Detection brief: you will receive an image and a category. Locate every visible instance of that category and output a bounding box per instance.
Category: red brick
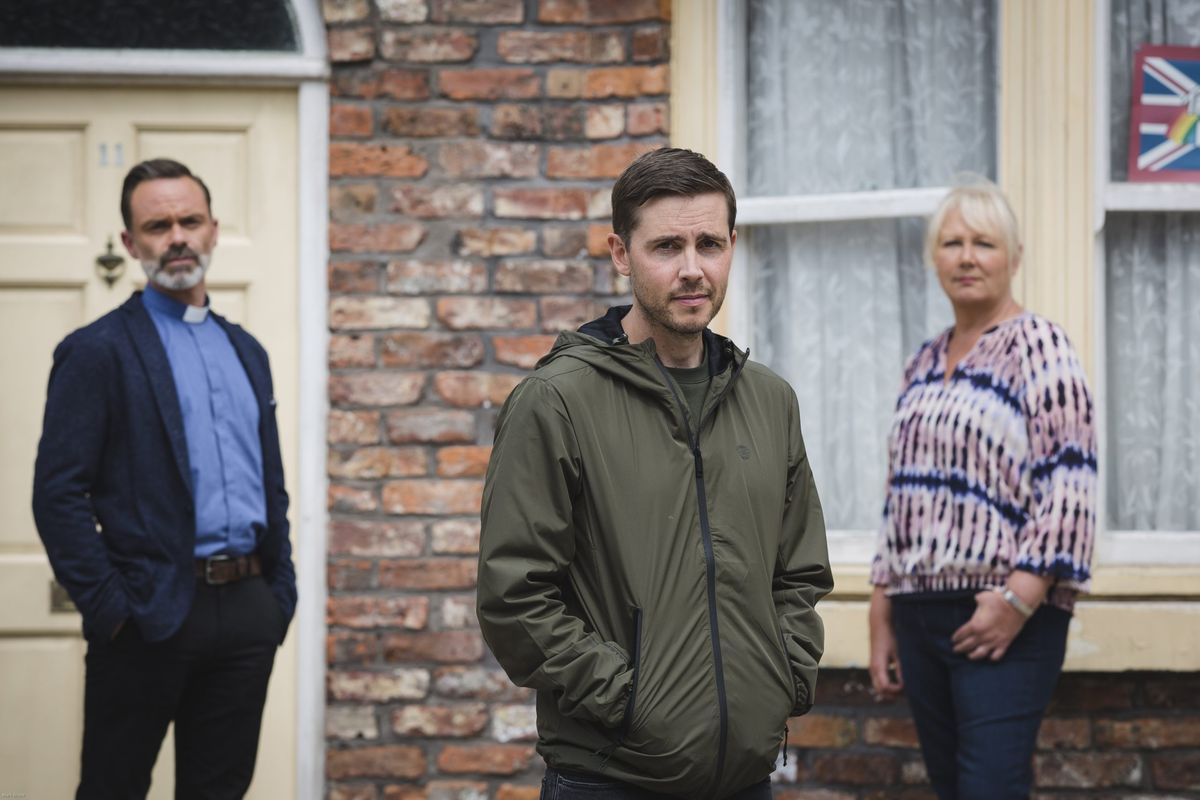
[494,188,608,220]
[439,142,539,178]
[495,259,593,293]
[810,753,900,786]
[1049,677,1135,713]
[331,104,374,137]
[632,25,668,61]
[331,296,431,330]
[383,787,428,800]
[328,630,379,663]
[543,106,587,139]
[328,595,430,630]
[330,783,380,800]
[490,104,543,139]
[440,594,477,628]
[496,785,540,800]
[323,0,370,23]
[327,704,379,740]
[497,31,623,63]
[391,185,483,218]
[542,227,587,258]
[540,297,602,332]
[587,223,612,256]
[382,107,480,138]
[380,28,478,62]
[386,409,475,443]
[1037,717,1092,749]
[330,222,427,253]
[380,333,485,368]
[424,782,488,800]
[329,409,382,444]
[329,446,428,479]
[379,0,429,22]
[627,102,668,135]
[327,746,426,779]
[1095,717,1200,748]
[434,372,522,408]
[329,484,379,513]
[1146,676,1200,709]
[387,259,487,294]
[538,0,669,24]
[382,479,483,514]
[811,671,878,707]
[772,793,853,800]
[330,260,383,293]
[584,65,669,98]
[433,667,532,701]
[491,704,537,743]
[494,335,556,368]
[328,559,377,591]
[437,744,535,775]
[547,143,657,181]
[431,519,481,553]
[328,27,376,63]
[379,558,479,590]
[439,69,541,100]
[330,144,429,178]
[380,69,432,99]
[432,0,523,23]
[1034,753,1142,788]
[1152,751,1200,790]
[330,519,426,557]
[384,631,484,663]
[436,445,492,477]
[546,68,585,99]
[585,105,624,139]
[863,716,919,748]
[437,297,537,330]
[329,372,426,407]
[330,334,376,368]
[328,669,431,702]
[455,227,537,257]
[331,184,379,220]
[790,713,857,748]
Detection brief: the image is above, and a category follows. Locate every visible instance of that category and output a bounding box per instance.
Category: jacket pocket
[616,606,643,742]
[774,617,798,712]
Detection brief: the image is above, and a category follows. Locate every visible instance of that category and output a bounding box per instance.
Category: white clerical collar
[183,304,210,324]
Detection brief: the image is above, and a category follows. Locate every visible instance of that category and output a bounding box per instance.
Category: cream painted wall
[673,0,1200,671]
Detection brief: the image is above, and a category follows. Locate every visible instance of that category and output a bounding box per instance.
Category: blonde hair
[924,176,1021,268]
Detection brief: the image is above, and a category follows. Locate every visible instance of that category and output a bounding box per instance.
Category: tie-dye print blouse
[870,313,1096,611]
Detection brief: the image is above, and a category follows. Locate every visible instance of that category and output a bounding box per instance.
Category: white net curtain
[743,0,996,529]
[1107,0,1200,530]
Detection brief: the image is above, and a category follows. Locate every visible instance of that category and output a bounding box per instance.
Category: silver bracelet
[993,586,1035,619]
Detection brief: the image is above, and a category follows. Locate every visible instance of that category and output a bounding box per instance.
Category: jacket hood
[537,305,746,399]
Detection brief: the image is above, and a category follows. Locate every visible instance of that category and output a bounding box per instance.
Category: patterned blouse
[870,313,1096,611]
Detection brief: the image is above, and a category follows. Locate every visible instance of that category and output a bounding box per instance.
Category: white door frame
[0,4,330,798]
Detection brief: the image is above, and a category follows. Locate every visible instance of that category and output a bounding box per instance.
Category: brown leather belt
[195,554,262,586]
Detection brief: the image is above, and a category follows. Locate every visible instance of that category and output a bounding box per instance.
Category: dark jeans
[891,594,1071,800]
[77,576,282,800]
[541,768,772,800]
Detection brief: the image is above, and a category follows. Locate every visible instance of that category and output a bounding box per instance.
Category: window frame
[1093,0,1200,562]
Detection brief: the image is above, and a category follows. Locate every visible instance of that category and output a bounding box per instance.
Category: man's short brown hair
[611,148,737,244]
[120,158,212,230]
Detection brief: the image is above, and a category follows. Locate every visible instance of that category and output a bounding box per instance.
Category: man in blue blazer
[32,158,297,799]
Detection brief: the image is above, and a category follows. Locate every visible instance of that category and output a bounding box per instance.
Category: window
[721,0,1000,533]
[1100,0,1200,541]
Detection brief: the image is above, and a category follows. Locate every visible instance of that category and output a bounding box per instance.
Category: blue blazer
[32,293,297,643]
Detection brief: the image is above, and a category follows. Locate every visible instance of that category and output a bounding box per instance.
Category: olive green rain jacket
[477,306,832,798]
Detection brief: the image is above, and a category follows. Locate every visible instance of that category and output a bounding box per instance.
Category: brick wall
[323,1,668,797]
[321,3,1200,800]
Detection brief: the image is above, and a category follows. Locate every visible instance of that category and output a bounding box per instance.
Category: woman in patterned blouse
[867,179,1096,799]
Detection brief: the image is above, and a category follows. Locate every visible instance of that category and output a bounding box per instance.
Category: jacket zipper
[654,350,746,791]
[617,606,643,743]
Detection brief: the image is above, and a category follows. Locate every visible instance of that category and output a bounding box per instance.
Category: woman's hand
[868,587,904,699]
[951,589,1027,661]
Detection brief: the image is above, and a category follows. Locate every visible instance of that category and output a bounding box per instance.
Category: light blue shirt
[143,286,265,558]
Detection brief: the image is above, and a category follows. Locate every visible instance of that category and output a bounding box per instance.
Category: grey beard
[142,253,210,291]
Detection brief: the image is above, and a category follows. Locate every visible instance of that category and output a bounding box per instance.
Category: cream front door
[0,85,299,799]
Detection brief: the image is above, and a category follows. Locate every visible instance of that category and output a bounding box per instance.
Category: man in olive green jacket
[478,148,832,800]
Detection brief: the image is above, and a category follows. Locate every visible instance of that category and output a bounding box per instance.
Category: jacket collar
[577,304,740,376]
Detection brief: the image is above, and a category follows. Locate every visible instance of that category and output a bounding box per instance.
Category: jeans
[891,593,1071,800]
[540,768,772,800]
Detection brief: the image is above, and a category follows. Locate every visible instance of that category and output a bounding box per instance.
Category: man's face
[610,192,734,338]
[121,177,218,293]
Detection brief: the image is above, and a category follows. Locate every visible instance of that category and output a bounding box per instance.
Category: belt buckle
[204,553,234,585]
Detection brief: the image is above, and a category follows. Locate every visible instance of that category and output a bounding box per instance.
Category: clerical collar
[143,284,210,324]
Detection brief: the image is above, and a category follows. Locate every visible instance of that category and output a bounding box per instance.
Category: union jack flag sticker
[1129,45,1200,182]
